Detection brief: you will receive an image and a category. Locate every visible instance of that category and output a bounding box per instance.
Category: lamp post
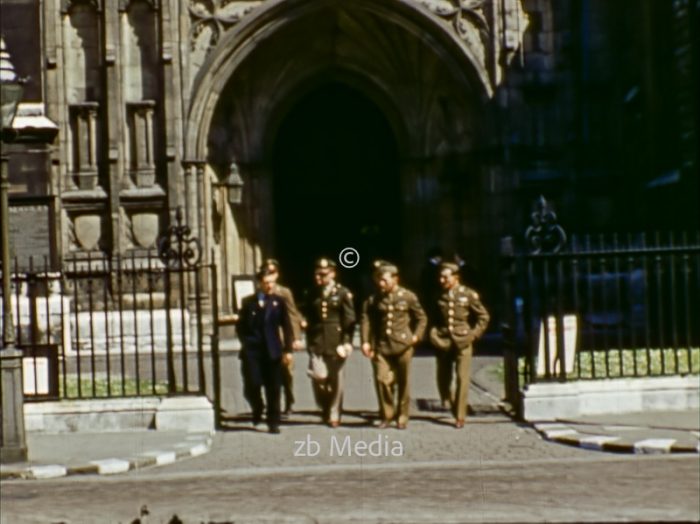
[1,37,27,463]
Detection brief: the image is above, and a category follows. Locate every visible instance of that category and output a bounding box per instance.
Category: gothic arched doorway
[272,82,401,297]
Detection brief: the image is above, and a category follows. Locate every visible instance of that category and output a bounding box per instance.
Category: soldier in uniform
[429,261,490,428]
[304,258,356,427]
[260,259,305,415]
[361,262,427,429]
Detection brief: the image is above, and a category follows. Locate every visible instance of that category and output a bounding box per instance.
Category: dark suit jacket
[236,293,294,360]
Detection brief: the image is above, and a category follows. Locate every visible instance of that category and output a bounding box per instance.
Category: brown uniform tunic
[430,284,490,422]
[361,286,427,425]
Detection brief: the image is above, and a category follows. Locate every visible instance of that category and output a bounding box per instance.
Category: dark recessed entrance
[272,82,401,298]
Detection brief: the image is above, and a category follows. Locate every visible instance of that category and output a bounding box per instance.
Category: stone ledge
[24,396,215,434]
[523,375,699,421]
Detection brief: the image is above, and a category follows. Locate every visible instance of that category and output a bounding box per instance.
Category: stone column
[1,157,27,464]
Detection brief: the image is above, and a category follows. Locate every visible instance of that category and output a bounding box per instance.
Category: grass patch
[517,347,700,381]
[60,375,169,398]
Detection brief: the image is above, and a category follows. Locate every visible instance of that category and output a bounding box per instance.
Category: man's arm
[278,286,304,344]
[360,297,374,357]
[468,290,490,341]
[409,292,428,343]
[341,289,356,344]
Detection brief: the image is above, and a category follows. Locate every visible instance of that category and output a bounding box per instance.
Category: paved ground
[2,455,697,523]
[1,353,699,523]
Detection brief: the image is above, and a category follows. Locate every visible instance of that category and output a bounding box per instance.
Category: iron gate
[1,209,222,425]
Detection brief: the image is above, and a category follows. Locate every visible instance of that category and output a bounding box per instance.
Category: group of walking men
[235,257,490,434]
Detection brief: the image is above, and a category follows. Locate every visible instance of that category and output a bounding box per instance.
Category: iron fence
[1,210,221,412]
[1,251,217,402]
[501,199,700,403]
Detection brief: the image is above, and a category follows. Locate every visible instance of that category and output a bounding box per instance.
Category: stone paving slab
[534,420,700,454]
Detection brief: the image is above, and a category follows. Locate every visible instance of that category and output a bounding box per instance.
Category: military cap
[373,259,398,276]
[439,261,461,274]
[315,257,336,273]
[259,258,280,273]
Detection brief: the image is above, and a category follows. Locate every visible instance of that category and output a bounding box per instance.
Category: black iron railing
[1,247,217,402]
[503,231,700,390]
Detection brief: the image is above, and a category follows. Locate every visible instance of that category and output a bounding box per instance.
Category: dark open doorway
[272,82,401,299]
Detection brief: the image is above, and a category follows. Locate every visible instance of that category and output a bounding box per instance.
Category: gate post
[500,236,521,417]
[210,257,222,429]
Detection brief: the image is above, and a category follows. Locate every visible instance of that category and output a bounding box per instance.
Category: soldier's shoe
[252,411,263,426]
[269,425,281,434]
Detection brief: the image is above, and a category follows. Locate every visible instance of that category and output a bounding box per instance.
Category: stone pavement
[0,355,697,482]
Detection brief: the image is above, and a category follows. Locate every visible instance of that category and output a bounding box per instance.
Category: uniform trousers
[436,344,473,421]
[282,357,295,409]
[372,347,414,425]
[311,354,345,423]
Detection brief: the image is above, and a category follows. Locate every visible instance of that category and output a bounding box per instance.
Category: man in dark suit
[236,267,295,434]
[259,259,306,416]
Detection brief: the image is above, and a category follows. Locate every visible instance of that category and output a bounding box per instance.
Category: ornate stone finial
[525,195,567,254]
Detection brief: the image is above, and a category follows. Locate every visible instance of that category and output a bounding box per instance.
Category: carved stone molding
[416,0,490,74]
[118,0,158,13]
[69,102,100,191]
[126,101,157,188]
[189,0,262,56]
[71,214,103,251]
[61,0,101,14]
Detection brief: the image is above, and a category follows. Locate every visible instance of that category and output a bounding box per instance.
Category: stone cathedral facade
[2,0,698,313]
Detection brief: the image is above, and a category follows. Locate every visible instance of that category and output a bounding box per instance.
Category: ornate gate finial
[158,207,202,267]
[524,195,567,254]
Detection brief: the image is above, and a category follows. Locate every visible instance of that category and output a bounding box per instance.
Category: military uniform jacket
[361,286,427,356]
[273,284,305,342]
[305,283,356,356]
[431,285,490,350]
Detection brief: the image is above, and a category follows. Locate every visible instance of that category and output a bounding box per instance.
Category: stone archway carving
[181,0,528,311]
[186,0,527,111]
[184,0,528,160]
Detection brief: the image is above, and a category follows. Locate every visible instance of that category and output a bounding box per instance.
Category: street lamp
[1,37,27,463]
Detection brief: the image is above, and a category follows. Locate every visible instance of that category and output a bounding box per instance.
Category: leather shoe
[455,419,465,429]
[268,426,281,434]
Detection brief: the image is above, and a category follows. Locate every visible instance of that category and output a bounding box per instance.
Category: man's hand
[282,352,293,366]
[411,334,418,344]
[361,343,374,359]
[292,340,303,351]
